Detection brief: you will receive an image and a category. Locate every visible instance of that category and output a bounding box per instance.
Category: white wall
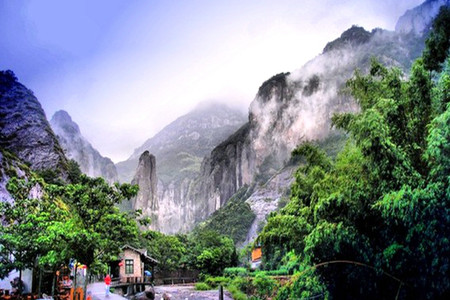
[0,269,33,294]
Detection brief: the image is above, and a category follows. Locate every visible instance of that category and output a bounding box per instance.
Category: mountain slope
[116,102,247,233]
[50,110,118,184]
[191,0,448,243]
[0,70,67,175]
[116,102,247,184]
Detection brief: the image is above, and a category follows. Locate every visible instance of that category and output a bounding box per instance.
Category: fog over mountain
[0,0,424,162]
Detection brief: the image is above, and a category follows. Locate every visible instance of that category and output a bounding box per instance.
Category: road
[88,282,233,300]
[88,282,125,300]
[154,285,233,300]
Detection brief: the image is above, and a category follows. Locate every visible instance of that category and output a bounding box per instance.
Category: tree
[60,175,139,299]
[188,230,237,275]
[423,6,450,72]
[0,177,73,295]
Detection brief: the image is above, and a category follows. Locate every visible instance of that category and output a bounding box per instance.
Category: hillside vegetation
[255,7,450,299]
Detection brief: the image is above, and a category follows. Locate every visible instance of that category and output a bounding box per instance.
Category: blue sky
[0,0,423,162]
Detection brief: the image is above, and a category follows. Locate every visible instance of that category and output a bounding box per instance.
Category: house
[251,247,262,270]
[112,245,158,283]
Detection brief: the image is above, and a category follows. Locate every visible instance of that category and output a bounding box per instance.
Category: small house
[112,245,158,283]
[251,246,262,270]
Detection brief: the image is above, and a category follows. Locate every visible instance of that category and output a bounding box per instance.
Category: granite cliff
[0,70,68,202]
[117,102,246,233]
[191,0,449,243]
[0,71,67,176]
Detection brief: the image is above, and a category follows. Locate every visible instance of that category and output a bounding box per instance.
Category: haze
[0,0,423,162]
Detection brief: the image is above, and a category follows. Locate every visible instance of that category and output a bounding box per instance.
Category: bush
[227,284,248,300]
[275,272,329,300]
[194,282,211,291]
[253,273,276,300]
[204,276,230,288]
[230,276,252,294]
[224,267,248,277]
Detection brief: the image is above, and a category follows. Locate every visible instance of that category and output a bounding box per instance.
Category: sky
[0,0,424,162]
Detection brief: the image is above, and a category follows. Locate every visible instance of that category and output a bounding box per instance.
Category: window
[125,259,134,274]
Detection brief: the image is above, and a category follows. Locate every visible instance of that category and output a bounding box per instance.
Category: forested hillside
[256,7,450,299]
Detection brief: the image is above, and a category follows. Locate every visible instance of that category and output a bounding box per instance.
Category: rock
[0,70,67,176]
[162,293,170,300]
[395,0,449,35]
[132,288,155,300]
[117,103,246,233]
[130,151,158,226]
[50,110,118,184]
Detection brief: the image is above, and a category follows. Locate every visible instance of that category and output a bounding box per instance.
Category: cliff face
[190,10,438,239]
[0,71,67,175]
[395,0,449,35]
[50,110,118,184]
[130,151,158,228]
[117,103,246,234]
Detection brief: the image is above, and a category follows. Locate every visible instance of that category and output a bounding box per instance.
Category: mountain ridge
[50,110,119,184]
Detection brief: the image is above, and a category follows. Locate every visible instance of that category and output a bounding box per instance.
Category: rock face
[117,102,246,233]
[190,5,444,242]
[0,70,67,174]
[395,0,449,35]
[123,0,447,238]
[50,110,118,184]
[130,151,158,227]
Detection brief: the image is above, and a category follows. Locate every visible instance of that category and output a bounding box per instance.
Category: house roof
[122,244,159,265]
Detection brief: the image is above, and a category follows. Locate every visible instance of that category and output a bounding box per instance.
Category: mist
[0,0,423,162]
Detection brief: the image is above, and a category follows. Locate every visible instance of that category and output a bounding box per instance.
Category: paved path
[154,285,233,300]
[88,282,233,300]
[88,282,126,300]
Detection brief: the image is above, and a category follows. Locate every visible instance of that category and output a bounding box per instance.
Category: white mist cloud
[0,0,424,162]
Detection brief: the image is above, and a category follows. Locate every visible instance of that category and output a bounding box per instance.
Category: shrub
[204,276,230,288]
[224,267,248,277]
[253,273,276,300]
[227,284,247,300]
[230,276,252,294]
[195,282,211,291]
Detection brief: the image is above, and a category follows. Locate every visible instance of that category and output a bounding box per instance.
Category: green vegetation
[0,165,140,298]
[194,282,211,291]
[255,9,450,299]
[197,185,256,244]
[323,25,373,53]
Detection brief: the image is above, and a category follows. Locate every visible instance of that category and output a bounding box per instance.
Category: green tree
[141,231,186,271]
[423,6,450,72]
[0,177,74,295]
[188,230,237,275]
[60,175,139,298]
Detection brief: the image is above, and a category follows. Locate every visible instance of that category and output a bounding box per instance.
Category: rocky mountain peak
[50,110,81,136]
[323,25,373,53]
[395,0,450,35]
[0,70,68,174]
[131,151,158,228]
[50,110,118,183]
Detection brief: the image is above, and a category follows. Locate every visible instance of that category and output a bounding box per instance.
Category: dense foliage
[0,167,140,297]
[197,185,256,244]
[257,9,450,300]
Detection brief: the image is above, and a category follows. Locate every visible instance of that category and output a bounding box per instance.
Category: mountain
[116,102,247,233]
[50,110,118,184]
[396,0,449,34]
[0,70,68,202]
[116,102,247,184]
[0,70,67,175]
[190,0,449,244]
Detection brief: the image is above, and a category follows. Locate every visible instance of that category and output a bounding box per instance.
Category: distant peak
[323,25,372,53]
[52,110,72,122]
[50,110,80,134]
[395,0,450,35]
